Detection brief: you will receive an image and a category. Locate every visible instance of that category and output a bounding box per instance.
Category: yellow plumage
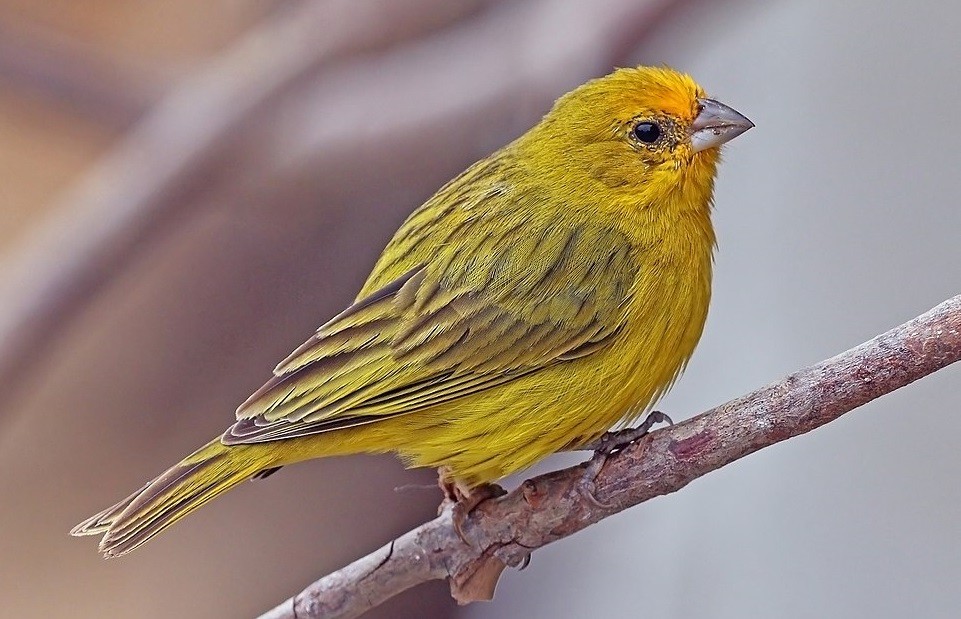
[72,66,752,557]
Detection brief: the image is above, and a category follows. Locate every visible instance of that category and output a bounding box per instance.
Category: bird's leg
[575,410,674,509]
[437,467,506,545]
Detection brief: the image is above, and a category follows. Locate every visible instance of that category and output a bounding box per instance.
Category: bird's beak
[690,98,754,153]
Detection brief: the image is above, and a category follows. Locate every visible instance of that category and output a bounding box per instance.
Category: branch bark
[258,294,961,619]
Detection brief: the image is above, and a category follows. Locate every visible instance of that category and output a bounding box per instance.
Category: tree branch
[257,294,961,619]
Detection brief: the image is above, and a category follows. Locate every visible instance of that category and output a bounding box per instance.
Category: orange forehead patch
[554,66,706,126]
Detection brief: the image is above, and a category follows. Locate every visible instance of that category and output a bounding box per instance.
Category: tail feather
[69,483,149,537]
[71,438,273,558]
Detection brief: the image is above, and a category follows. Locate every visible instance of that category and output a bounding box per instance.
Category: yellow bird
[72,66,752,557]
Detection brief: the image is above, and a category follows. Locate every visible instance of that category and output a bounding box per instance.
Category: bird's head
[519,66,753,213]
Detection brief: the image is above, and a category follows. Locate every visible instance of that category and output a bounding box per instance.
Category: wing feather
[223,179,635,446]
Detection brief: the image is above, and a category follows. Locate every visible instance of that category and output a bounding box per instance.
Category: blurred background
[1,0,959,617]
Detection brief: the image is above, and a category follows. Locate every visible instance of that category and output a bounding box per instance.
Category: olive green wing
[223,220,635,445]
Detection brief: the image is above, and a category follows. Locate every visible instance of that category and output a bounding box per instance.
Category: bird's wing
[223,216,635,445]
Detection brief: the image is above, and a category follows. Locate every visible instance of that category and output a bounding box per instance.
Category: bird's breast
[613,228,713,413]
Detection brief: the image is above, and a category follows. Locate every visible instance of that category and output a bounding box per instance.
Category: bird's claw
[575,469,614,509]
[575,410,674,508]
[581,410,674,453]
[437,468,505,545]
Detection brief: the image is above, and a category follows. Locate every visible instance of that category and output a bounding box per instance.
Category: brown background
[0,1,680,617]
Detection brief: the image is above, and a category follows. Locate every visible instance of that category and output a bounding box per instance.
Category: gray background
[472,1,961,617]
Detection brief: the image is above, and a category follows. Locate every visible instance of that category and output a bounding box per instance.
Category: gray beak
[690,98,754,153]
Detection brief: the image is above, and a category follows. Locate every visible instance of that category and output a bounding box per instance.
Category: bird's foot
[437,467,506,545]
[575,411,674,509]
[580,410,674,453]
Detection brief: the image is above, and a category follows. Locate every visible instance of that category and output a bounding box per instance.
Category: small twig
[258,295,961,619]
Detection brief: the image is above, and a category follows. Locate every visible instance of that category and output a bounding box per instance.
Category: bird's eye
[633,122,661,143]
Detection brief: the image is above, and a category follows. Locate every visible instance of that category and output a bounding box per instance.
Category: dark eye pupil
[633,122,660,143]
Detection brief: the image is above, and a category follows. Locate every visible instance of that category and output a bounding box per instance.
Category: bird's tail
[71,438,274,558]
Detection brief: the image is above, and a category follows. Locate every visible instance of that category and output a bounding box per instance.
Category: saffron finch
[72,66,753,557]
